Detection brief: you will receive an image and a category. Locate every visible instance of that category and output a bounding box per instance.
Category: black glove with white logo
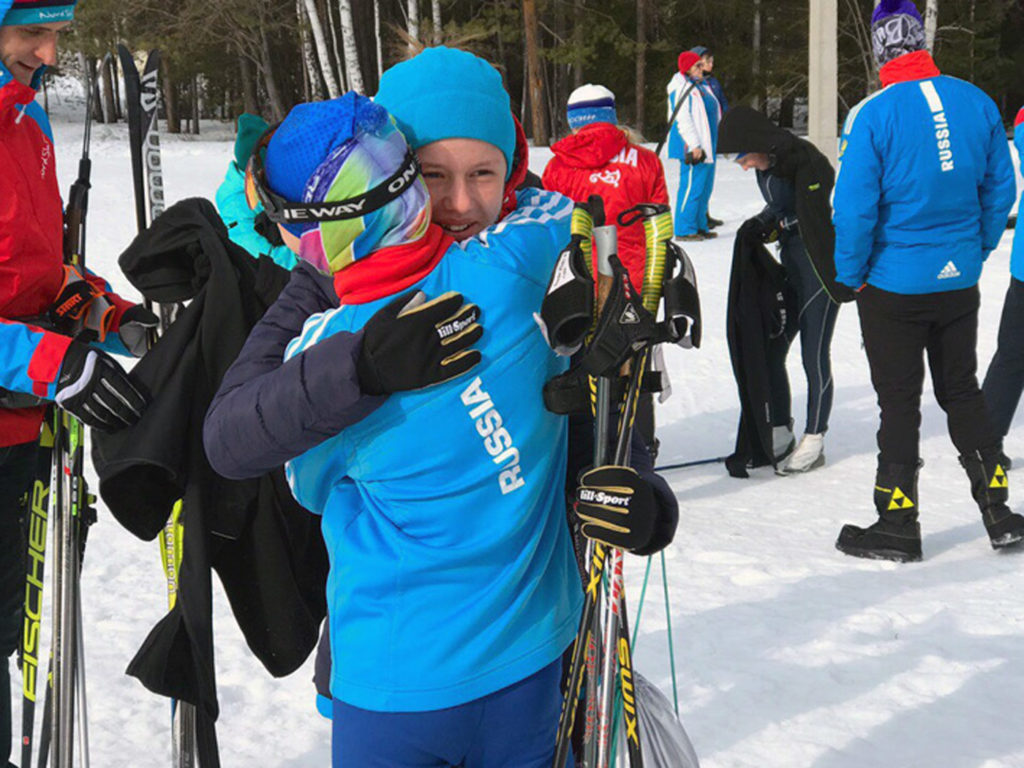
[575,465,668,554]
[55,341,148,432]
[357,290,483,396]
[537,239,594,355]
[578,256,657,378]
[118,304,160,357]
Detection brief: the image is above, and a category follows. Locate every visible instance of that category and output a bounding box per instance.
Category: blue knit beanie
[1,0,77,26]
[566,84,617,131]
[261,92,431,274]
[375,47,515,180]
[871,0,926,66]
[689,45,710,57]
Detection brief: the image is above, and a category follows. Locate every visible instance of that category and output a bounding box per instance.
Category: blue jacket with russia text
[283,188,583,713]
[833,52,1015,295]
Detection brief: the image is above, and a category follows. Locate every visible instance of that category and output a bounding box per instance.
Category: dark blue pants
[1,440,39,766]
[769,234,839,434]
[982,277,1024,440]
[331,658,565,768]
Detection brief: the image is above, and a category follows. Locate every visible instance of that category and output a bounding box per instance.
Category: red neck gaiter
[879,50,941,88]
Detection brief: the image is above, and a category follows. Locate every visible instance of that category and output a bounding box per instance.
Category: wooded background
[55,0,1024,141]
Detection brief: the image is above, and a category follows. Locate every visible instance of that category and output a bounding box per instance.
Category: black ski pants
[857,284,997,466]
[982,277,1024,440]
[0,440,38,766]
[769,233,839,435]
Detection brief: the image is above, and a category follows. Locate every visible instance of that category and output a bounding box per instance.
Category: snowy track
[9,116,1022,767]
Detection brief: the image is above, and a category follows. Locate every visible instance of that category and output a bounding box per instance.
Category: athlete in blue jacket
[981,106,1024,443]
[833,0,1022,562]
[204,49,677,768]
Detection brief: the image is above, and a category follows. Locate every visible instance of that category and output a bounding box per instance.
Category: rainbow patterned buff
[263,92,431,275]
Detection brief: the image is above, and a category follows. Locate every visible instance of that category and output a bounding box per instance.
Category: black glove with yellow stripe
[357,289,483,395]
[575,465,671,555]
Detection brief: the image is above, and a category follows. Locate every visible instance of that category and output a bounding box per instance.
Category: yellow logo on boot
[888,487,915,510]
[989,465,1008,489]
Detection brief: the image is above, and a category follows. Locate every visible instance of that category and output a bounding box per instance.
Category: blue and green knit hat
[261,92,431,275]
[1,0,77,26]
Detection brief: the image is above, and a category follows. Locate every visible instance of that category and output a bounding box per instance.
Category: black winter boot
[836,462,923,562]
[959,447,1024,549]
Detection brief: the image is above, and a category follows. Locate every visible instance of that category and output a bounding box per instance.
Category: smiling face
[0,21,70,86]
[416,138,507,242]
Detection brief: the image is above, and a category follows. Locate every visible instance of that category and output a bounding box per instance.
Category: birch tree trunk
[431,0,442,45]
[326,0,348,92]
[298,0,324,100]
[374,0,383,80]
[302,0,341,98]
[406,0,419,50]
[924,0,938,52]
[339,0,366,93]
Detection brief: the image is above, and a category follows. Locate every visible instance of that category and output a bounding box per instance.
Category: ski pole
[655,455,727,471]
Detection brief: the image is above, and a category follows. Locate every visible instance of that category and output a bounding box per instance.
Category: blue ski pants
[331,657,567,768]
[674,161,714,236]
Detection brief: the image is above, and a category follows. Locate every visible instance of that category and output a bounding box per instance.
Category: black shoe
[980,505,1024,548]
[836,518,922,562]
[676,233,706,242]
[707,216,724,229]
[960,447,1024,549]
[837,460,923,562]
[697,230,718,239]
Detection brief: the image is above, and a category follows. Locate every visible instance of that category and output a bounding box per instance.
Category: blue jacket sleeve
[832,106,883,289]
[979,112,1016,257]
[203,262,385,479]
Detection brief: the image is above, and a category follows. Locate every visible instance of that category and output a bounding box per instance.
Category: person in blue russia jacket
[203,48,677,768]
[982,106,1024,446]
[214,112,299,270]
[666,50,721,240]
[832,0,1022,562]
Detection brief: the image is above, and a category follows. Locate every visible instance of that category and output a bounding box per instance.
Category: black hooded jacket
[718,106,854,304]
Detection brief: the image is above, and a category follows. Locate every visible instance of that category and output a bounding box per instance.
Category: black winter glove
[575,465,671,555]
[55,341,148,432]
[578,256,657,378]
[357,290,483,396]
[738,216,778,243]
[118,304,159,357]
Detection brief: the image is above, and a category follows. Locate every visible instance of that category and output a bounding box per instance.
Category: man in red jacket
[1,2,152,759]
[542,83,670,455]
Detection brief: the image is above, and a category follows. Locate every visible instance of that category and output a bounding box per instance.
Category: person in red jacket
[542,83,670,455]
[0,2,152,758]
[543,83,669,292]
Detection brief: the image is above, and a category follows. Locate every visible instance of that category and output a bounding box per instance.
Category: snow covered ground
[8,111,1024,767]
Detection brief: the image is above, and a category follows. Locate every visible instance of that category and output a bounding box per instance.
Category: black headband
[247,125,422,224]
